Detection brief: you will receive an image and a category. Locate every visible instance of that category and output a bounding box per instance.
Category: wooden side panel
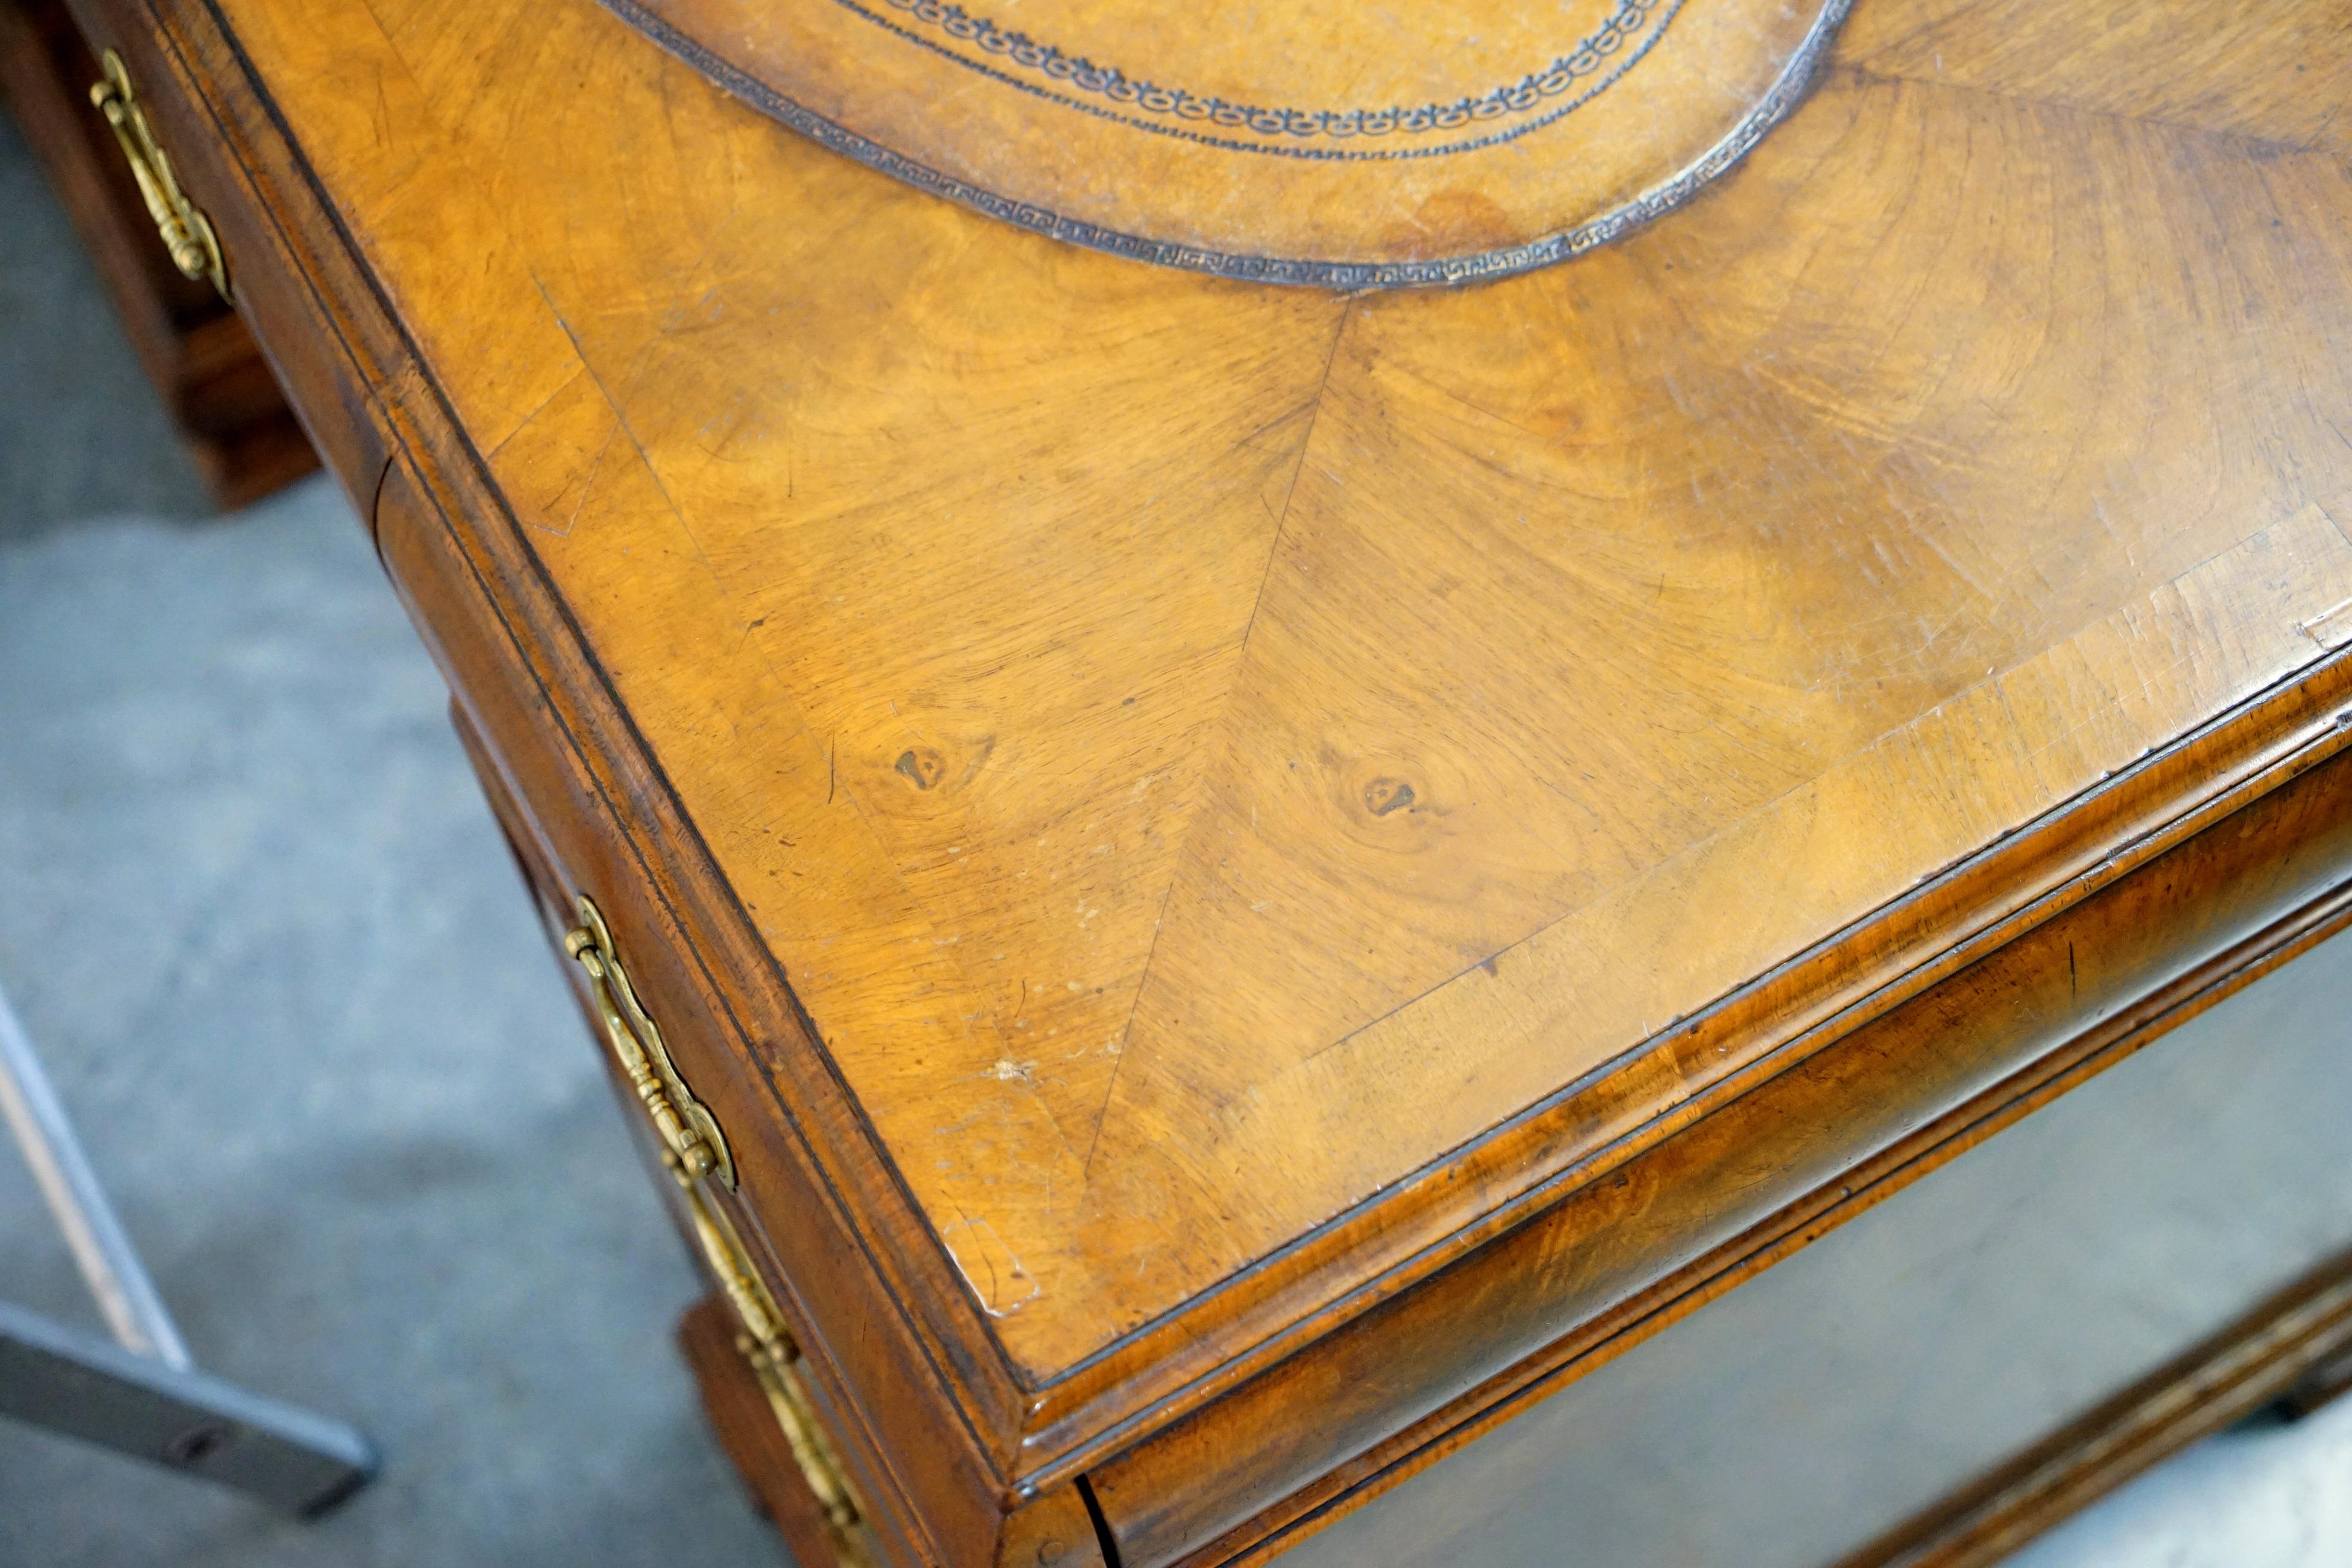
[681,1293,856,1568]
[1093,740,2352,1567]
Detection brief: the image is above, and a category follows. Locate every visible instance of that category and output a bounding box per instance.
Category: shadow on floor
[0,488,785,1567]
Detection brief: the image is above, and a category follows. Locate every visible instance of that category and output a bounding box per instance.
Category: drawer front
[1092,741,2352,1568]
[555,881,886,1568]
[60,0,389,516]
[449,686,886,1568]
[374,455,1108,1568]
[1281,924,2352,1568]
[680,1293,884,1568]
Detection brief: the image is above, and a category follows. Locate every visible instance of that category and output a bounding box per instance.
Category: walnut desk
[50,0,2352,1563]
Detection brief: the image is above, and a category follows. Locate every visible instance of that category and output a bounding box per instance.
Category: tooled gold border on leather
[596,0,1855,290]
[831,0,1677,154]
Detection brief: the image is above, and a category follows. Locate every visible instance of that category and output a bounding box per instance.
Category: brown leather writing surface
[604,0,1853,284]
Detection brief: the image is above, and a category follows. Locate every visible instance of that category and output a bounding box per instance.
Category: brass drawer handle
[667,1148,873,1566]
[88,48,226,297]
[565,895,869,1560]
[564,895,735,1188]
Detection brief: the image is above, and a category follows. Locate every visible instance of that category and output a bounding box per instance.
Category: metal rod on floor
[0,978,191,1370]
[0,1299,376,1517]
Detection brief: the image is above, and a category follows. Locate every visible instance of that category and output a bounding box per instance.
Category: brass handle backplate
[89,48,226,297]
[565,895,734,1188]
[668,1147,873,1565]
[564,894,869,1562]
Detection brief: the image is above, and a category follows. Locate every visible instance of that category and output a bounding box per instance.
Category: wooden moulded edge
[1018,650,2352,1487]
[1127,752,2352,1566]
[86,2,2352,1560]
[83,1,1053,1560]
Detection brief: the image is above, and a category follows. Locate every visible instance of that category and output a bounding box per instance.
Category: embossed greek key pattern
[869,0,1662,142]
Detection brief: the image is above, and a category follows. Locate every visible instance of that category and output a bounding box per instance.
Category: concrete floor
[3,105,2350,1568]
[0,110,783,1567]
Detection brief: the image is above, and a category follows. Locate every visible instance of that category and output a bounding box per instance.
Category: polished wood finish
[0,0,311,507]
[681,1292,849,1568]
[1137,742,2352,1568]
[50,0,2352,1561]
[179,0,2352,1395]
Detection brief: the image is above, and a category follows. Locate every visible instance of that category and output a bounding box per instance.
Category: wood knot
[895,747,947,789]
[1363,776,1417,816]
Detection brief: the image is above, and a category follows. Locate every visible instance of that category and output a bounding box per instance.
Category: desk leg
[2265,1340,2352,1425]
[1842,1256,2352,1568]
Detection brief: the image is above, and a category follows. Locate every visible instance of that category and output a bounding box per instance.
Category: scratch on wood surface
[939,1214,1040,1316]
[558,420,621,538]
[2298,598,2352,651]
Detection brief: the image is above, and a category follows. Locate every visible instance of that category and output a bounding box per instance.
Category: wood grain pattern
[61,0,2352,1560]
[1117,739,2352,1566]
[188,0,2352,1385]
